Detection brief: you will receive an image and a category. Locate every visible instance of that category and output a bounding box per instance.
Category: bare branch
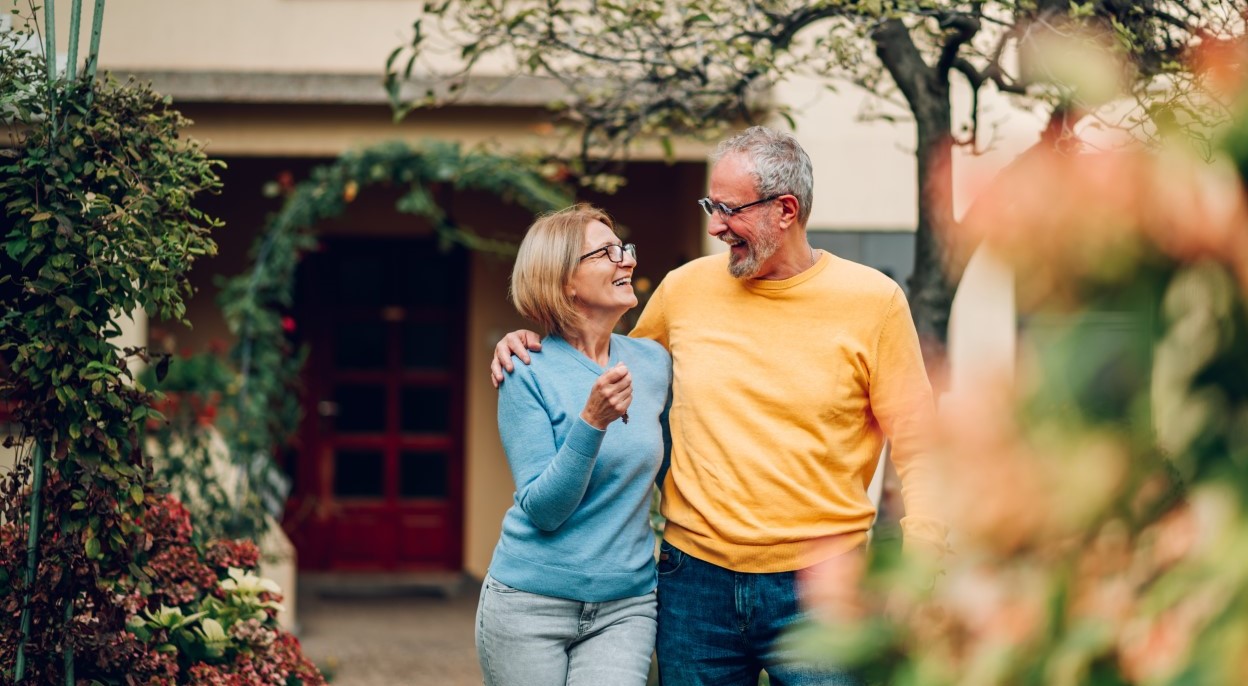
[936,12,982,84]
[873,18,936,118]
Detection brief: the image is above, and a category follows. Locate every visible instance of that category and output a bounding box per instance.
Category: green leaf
[129,484,144,506]
[660,136,675,160]
[3,237,28,260]
[385,45,404,73]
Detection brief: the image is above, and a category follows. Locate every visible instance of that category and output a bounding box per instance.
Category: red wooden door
[286,239,466,572]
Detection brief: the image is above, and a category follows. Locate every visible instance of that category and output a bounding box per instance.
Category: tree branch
[935,12,981,84]
[872,18,934,117]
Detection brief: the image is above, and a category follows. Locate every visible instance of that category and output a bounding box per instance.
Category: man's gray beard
[726,228,780,279]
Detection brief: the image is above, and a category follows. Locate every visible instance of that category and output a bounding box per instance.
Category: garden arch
[210,140,572,559]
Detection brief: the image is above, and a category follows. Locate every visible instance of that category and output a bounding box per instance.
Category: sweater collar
[544,334,620,375]
[740,250,833,292]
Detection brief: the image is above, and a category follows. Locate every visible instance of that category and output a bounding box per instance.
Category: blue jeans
[656,541,863,686]
[476,574,658,686]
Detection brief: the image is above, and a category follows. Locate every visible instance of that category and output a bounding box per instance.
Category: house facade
[4,0,1032,582]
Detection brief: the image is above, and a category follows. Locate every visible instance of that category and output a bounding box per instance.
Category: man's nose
[706,215,727,236]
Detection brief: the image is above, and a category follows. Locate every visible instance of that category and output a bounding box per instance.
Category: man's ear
[777,194,800,230]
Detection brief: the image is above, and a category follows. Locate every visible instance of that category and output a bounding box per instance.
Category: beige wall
[174,103,560,159]
[463,253,529,577]
[170,101,709,162]
[2,1,715,164]
[10,0,428,75]
[947,247,1017,395]
[170,102,715,162]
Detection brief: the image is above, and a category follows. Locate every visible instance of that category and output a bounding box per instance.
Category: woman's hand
[580,362,632,430]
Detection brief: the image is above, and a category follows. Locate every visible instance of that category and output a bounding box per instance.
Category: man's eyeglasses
[579,243,637,263]
[697,195,781,218]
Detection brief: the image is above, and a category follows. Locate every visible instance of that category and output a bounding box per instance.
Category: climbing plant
[0,8,324,683]
[0,18,224,683]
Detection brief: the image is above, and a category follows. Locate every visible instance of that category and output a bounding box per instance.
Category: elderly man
[491,126,945,686]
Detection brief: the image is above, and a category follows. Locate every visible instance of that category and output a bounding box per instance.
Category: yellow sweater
[632,251,945,572]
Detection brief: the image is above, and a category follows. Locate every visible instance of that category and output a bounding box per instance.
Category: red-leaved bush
[0,495,325,685]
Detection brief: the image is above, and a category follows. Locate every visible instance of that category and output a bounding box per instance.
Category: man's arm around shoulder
[490,330,542,388]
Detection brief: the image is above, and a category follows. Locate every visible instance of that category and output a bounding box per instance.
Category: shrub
[0,495,325,684]
[0,20,322,682]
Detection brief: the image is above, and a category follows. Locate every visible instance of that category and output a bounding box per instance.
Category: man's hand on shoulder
[490,329,542,388]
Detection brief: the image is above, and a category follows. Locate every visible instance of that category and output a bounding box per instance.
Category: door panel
[334,324,387,370]
[397,508,450,563]
[333,449,386,498]
[399,451,449,498]
[332,385,387,434]
[399,387,452,433]
[401,321,453,369]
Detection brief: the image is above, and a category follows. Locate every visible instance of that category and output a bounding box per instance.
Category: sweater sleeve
[871,287,949,552]
[497,364,605,532]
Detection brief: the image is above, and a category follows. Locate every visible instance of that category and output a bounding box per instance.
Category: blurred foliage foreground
[789,38,1248,686]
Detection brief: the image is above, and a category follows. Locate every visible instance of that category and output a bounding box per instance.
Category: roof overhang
[111,70,566,108]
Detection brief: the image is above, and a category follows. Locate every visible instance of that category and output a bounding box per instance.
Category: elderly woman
[476,204,671,686]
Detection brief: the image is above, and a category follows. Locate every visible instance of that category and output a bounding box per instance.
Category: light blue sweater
[488,333,671,602]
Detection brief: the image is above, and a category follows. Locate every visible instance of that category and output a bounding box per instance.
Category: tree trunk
[872,19,958,373]
[910,116,956,369]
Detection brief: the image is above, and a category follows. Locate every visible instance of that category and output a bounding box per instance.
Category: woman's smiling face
[569,219,638,320]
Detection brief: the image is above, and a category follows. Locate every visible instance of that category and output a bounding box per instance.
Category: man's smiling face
[705,153,782,279]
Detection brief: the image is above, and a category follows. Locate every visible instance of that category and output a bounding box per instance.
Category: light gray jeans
[476,574,657,686]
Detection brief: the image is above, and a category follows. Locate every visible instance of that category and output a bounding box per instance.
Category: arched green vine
[204,140,573,539]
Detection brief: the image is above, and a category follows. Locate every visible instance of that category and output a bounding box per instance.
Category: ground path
[297,580,482,686]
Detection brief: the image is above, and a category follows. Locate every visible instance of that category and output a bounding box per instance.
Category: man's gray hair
[711,126,814,226]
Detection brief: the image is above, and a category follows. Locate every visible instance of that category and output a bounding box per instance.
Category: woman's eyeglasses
[579,243,637,263]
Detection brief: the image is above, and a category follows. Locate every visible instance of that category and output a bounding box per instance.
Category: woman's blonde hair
[510,203,614,336]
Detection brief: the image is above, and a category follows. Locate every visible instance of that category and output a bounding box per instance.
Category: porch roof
[116,70,567,108]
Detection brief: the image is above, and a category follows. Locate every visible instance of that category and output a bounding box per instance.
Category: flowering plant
[792,34,1248,686]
